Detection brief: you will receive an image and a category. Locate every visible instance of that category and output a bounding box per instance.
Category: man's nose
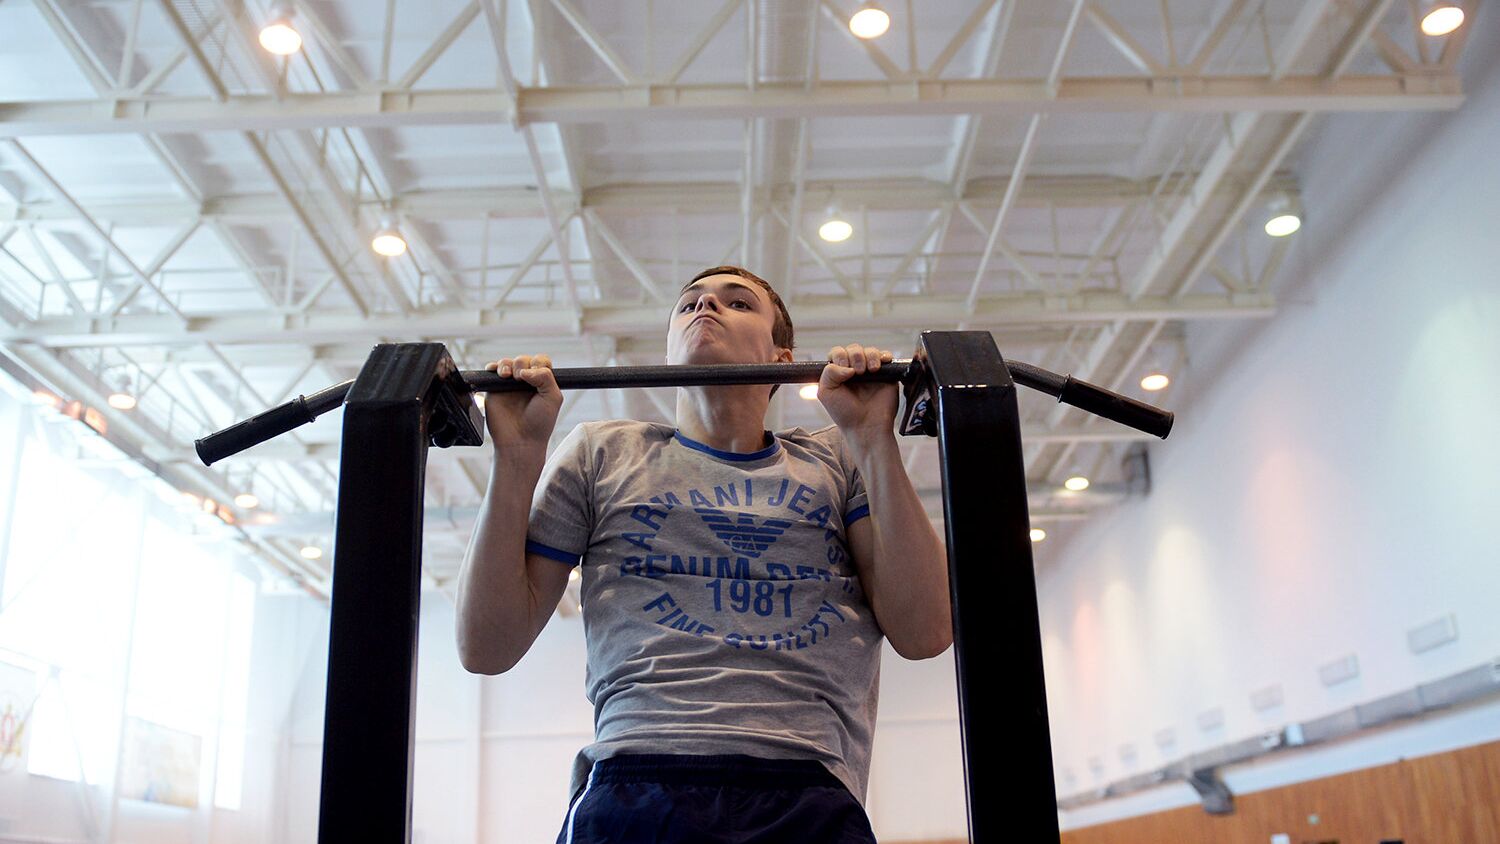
[695,294,721,312]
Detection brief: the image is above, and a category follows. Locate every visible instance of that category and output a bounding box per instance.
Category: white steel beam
[0,172,1301,224]
[927,0,1002,79]
[963,0,1083,314]
[21,226,87,315]
[2,139,189,323]
[1185,0,1253,74]
[663,0,743,84]
[582,208,669,302]
[397,1,482,90]
[1034,0,1401,482]
[290,0,373,89]
[2,291,1274,349]
[546,0,639,84]
[1085,3,1167,75]
[965,113,1044,314]
[0,74,1464,136]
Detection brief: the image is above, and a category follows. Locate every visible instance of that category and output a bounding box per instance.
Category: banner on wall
[120,716,202,808]
[0,661,36,784]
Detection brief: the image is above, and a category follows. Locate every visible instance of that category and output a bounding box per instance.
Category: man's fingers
[821,362,855,388]
[493,353,555,378]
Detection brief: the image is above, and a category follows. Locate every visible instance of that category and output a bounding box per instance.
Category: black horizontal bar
[462,360,911,392]
[195,356,1172,466]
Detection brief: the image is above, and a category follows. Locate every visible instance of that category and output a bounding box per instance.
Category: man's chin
[671,344,752,368]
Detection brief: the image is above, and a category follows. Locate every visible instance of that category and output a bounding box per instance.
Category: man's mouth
[689,314,721,329]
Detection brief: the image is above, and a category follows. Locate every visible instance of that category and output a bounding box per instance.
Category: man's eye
[731,301,749,308]
[679,302,694,312]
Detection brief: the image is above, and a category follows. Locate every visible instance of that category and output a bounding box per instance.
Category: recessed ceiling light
[1420,4,1464,35]
[1264,213,1301,237]
[1141,373,1170,391]
[300,545,323,560]
[235,493,260,509]
[849,4,891,39]
[1064,476,1090,492]
[818,218,853,243]
[799,383,819,400]
[1264,195,1301,237]
[371,227,407,257]
[1029,528,1047,542]
[258,6,302,55]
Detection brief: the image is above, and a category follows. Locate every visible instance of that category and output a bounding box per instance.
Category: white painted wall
[1045,7,1500,830]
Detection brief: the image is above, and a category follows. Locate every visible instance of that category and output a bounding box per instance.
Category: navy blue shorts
[554,753,879,843]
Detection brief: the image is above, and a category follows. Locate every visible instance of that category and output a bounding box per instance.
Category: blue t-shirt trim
[526,538,581,566]
[845,503,871,525]
[672,429,781,462]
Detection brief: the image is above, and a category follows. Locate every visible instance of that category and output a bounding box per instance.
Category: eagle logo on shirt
[694,508,793,558]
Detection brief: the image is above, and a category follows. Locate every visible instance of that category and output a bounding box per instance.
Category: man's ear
[775,346,794,364]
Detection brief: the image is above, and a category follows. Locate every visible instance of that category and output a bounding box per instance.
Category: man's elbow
[892,628,953,661]
[457,635,519,676]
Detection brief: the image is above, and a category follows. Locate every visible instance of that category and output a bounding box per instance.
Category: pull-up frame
[197,331,1172,843]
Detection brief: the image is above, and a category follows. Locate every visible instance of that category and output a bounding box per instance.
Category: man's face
[666,274,785,367]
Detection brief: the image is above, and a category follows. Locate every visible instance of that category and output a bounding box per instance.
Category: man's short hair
[682,266,795,398]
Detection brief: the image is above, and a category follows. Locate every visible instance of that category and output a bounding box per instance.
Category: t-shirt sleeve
[837,430,871,526]
[525,423,594,567]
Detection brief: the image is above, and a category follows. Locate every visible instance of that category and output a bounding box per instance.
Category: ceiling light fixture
[1029,528,1047,542]
[107,375,137,410]
[1064,476,1090,492]
[1140,373,1170,391]
[258,6,302,55]
[818,201,853,243]
[818,217,853,243]
[371,218,408,257]
[799,384,819,400]
[235,493,260,509]
[1263,195,1301,237]
[1420,3,1464,35]
[301,545,323,560]
[849,2,891,39]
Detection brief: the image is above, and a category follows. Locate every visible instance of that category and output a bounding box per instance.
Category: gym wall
[1042,6,1500,834]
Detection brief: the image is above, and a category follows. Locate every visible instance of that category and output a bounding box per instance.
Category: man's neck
[674,385,772,453]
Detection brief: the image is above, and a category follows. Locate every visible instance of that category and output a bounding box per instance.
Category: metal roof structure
[0,0,1476,598]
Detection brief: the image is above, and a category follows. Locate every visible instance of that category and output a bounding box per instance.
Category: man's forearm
[846,431,953,659]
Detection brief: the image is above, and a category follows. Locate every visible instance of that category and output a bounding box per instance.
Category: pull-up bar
[195,357,1171,466]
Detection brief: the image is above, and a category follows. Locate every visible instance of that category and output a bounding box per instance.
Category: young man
[456,266,951,843]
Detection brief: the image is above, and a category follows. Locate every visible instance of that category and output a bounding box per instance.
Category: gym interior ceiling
[0,0,1472,598]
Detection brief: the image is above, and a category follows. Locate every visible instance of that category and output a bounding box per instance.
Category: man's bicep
[846,515,879,605]
[524,550,575,636]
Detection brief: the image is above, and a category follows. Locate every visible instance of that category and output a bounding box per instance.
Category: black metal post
[909,331,1060,843]
[316,343,482,844]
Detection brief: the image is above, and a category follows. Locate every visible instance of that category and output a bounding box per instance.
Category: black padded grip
[1057,375,1174,439]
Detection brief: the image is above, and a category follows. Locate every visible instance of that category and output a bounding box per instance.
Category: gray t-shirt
[525,419,884,805]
